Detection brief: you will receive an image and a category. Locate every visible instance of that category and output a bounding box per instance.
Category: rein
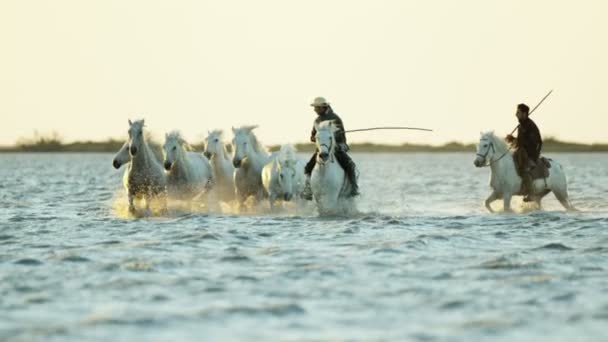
[318,138,335,163]
[477,141,512,167]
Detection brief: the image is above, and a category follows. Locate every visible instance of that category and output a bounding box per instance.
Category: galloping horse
[262,144,306,211]
[474,131,575,212]
[232,125,270,207]
[204,130,235,202]
[123,119,167,215]
[163,131,213,200]
[311,121,356,215]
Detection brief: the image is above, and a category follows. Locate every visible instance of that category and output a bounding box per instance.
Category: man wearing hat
[302,97,359,199]
[506,103,543,202]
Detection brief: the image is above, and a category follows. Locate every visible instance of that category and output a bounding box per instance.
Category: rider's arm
[334,117,347,145]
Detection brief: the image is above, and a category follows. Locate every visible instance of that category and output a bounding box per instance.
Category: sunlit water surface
[1,153,607,341]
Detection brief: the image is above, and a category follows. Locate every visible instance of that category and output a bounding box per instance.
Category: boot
[522,172,534,202]
[301,175,313,201]
[345,162,360,197]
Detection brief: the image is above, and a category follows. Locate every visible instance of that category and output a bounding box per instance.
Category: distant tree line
[1,132,607,153]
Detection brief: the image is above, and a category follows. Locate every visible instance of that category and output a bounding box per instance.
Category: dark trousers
[304,150,358,187]
[514,148,536,195]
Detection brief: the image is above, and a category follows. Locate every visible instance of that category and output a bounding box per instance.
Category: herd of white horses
[112,119,576,217]
[112,119,355,216]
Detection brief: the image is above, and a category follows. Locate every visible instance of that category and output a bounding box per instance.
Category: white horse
[474,131,575,212]
[163,131,213,200]
[232,125,270,206]
[311,121,356,215]
[262,144,306,211]
[123,119,167,215]
[204,130,235,202]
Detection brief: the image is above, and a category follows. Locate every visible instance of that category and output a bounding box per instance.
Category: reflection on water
[0,152,607,341]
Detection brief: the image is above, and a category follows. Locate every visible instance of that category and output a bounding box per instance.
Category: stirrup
[301,179,313,201]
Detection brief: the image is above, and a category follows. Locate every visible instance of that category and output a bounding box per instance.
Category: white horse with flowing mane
[204,130,235,202]
[121,119,167,215]
[474,131,575,212]
[262,144,306,211]
[311,121,356,215]
[232,125,270,206]
[163,131,213,200]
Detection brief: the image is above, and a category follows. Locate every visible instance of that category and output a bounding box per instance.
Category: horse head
[163,131,186,171]
[232,125,259,168]
[127,119,146,156]
[315,121,336,164]
[204,129,224,159]
[112,141,130,169]
[474,131,500,167]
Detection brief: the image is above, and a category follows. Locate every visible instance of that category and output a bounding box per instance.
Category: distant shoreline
[1,138,607,153]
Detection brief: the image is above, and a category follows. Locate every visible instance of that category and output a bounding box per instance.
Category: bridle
[477,138,510,167]
[317,134,335,164]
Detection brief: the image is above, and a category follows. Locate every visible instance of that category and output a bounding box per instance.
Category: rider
[506,103,543,202]
[302,97,359,199]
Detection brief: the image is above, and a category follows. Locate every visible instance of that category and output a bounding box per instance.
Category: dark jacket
[516,118,542,161]
[309,107,347,145]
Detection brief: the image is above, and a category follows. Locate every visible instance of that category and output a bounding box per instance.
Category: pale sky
[2,0,607,146]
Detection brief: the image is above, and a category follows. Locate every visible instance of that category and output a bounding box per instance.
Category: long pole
[510,89,553,135]
[344,126,433,133]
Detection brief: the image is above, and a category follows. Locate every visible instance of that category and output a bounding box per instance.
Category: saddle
[528,157,551,180]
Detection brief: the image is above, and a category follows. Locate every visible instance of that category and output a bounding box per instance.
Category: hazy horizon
[3,1,607,146]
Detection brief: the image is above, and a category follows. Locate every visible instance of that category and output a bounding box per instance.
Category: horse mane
[130,119,145,129]
[278,144,297,166]
[209,129,223,138]
[234,125,268,155]
[316,120,339,135]
[317,120,335,130]
[483,131,510,154]
[208,129,231,160]
[166,131,192,151]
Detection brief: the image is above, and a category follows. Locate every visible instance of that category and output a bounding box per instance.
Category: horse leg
[235,189,246,212]
[535,190,551,210]
[554,188,576,211]
[268,194,276,213]
[159,191,169,216]
[128,191,136,214]
[485,190,499,213]
[503,193,514,213]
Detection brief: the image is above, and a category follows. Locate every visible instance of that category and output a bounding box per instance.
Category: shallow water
[1,152,607,341]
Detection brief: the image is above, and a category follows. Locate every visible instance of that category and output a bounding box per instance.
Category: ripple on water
[220,255,251,263]
[199,303,306,318]
[478,256,542,270]
[534,243,574,251]
[14,258,43,266]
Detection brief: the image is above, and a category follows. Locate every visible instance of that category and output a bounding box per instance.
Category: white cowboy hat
[310,97,330,107]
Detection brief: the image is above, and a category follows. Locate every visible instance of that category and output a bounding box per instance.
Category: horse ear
[128,119,132,126]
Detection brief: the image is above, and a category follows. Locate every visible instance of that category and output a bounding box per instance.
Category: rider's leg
[301,151,317,200]
[522,159,536,202]
[335,151,359,197]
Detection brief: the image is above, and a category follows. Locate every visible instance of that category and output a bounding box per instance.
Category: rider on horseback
[302,97,359,200]
[506,103,543,202]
